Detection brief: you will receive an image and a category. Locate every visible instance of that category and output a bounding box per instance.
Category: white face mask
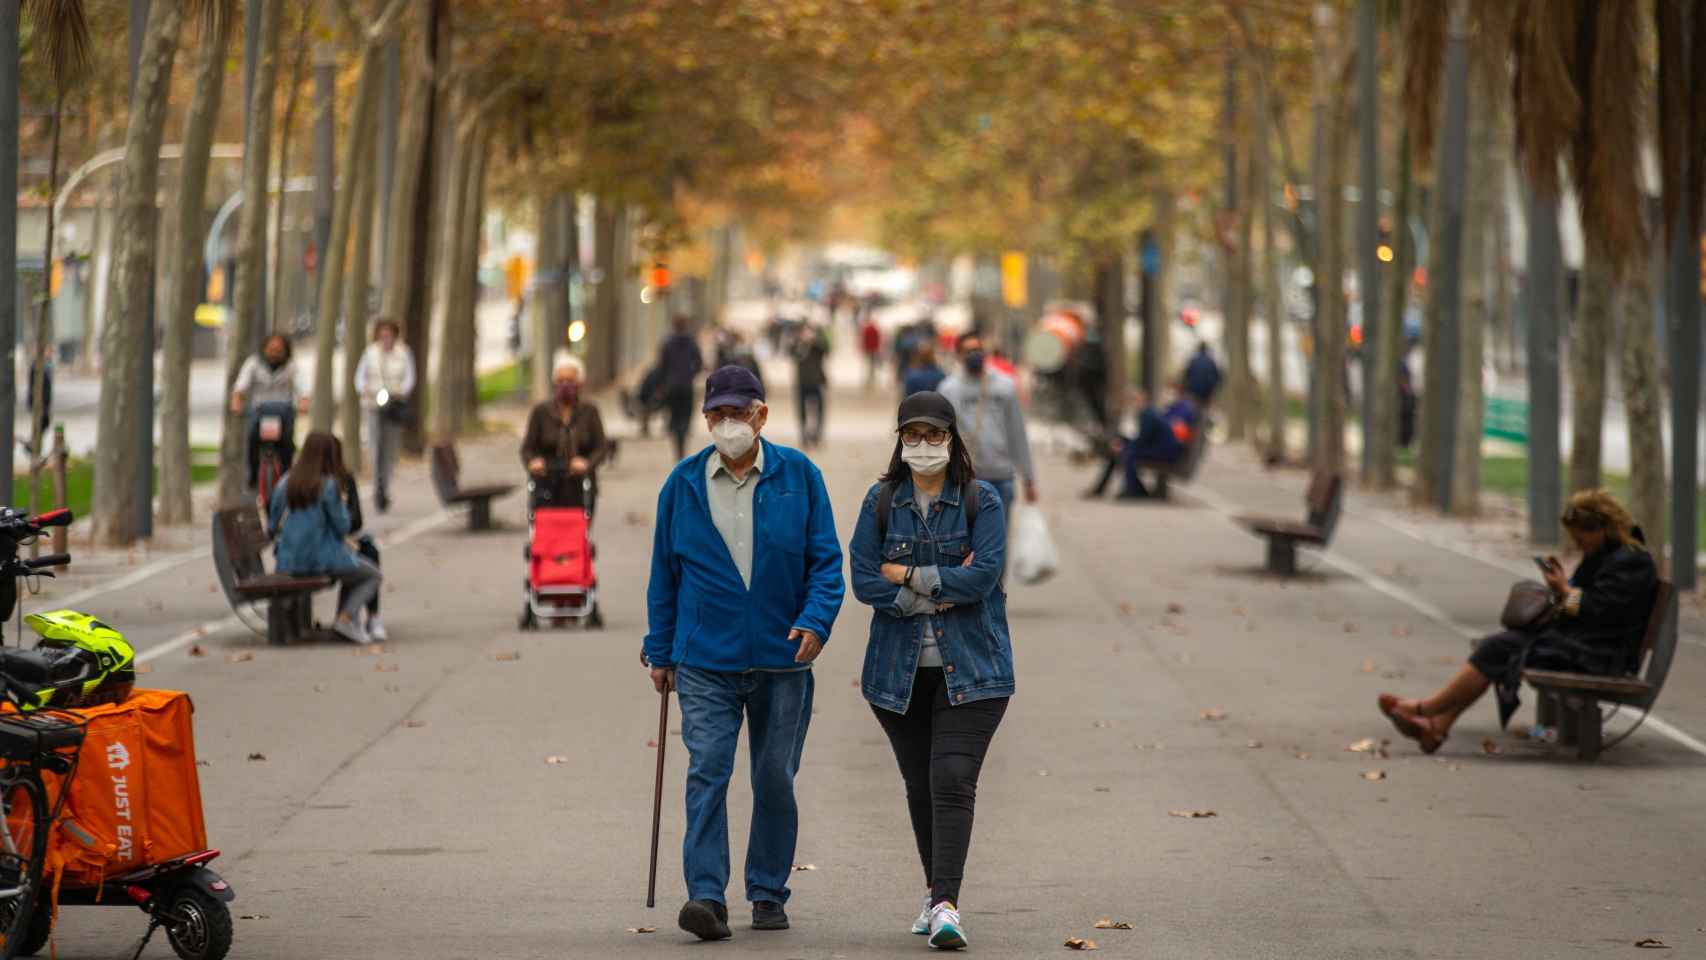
[901,445,951,476]
[711,419,757,459]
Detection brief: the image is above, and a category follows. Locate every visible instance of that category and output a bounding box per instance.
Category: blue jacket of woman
[268,475,358,575]
[850,475,1013,713]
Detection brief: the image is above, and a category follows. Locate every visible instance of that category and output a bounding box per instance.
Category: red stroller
[518,467,603,630]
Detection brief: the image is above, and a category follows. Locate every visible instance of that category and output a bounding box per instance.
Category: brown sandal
[1378,695,1447,754]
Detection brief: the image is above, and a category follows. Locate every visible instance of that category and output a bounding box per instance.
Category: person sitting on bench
[1377,489,1656,754]
[1085,385,1200,500]
[268,431,384,645]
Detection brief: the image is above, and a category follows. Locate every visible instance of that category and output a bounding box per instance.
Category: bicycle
[251,401,294,513]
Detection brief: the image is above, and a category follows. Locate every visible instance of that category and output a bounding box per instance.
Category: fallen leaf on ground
[1360,770,1387,781]
[1093,786,1111,793]
[188,644,206,657]
[403,720,426,729]
[1092,720,1114,729]
[1036,769,1050,776]
[1064,937,1099,950]
[1167,809,1217,819]
[246,752,266,762]
[1200,708,1227,721]
[545,755,569,765]
[353,644,386,657]
[1634,939,1669,949]
[1246,740,1264,749]
[1482,738,1504,756]
[646,739,659,748]
[1346,738,1390,754]
[626,927,656,934]
[1380,670,1406,680]
[1093,919,1132,930]
[1165,602,1184,615]
[374,663,399,673]
[313,683,328,693]
[1359,658,1376,674]
[1118,602,1135,616]
[134,663,154,675]
[226,652,254,664]
[1294,752,1313,760]
[490,650,522,662]
[1343,622,1359,633]
[792,863,816,871]
[1393,625,1413,637]
[191,626,208,637]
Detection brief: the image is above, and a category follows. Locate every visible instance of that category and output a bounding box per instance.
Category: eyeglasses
[706,406,761,425]
[900,428,950,447]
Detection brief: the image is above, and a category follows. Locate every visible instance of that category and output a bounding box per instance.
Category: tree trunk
[1317,69,1352,478]
[0,4,16,506]
[1226,72,1253,442]
[396,0,445,456]
[94,0,183,544]
[1152,189,1176,389]
[587,196,620,388]
[220,0,283,507]
[1568,259,1612,493]
[425,99,471,441]
[340,131,378,473]
[270,8,313,329]
[1254,61,1286,462]
[311,44,383,432]
[1370,123,1412,489]
[530,188,563,402]
[381,45,427,319]
[453,125,488,433]
[1451,70,1499,515]
[1618,272,1667,569]
[160,17,231,526]
[28,90,66,538]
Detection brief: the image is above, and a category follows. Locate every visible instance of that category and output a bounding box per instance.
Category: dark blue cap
[702,365,766,412]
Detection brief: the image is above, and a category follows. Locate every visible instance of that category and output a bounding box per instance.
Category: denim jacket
[850,476,1013,713]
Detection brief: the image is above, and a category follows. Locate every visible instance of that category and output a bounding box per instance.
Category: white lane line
[133,509,455,663]
[54,547,212,609]
[1186,483,1706,761]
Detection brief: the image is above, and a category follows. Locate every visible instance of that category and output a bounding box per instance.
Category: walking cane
[646,683,670,909]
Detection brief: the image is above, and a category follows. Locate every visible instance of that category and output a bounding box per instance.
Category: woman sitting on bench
[1378,489,1656,753]
[268,432,383,645]
[1085,385,1200,500]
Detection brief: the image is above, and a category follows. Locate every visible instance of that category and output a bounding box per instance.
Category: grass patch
[477,362,525,405]
[13,446,220,519]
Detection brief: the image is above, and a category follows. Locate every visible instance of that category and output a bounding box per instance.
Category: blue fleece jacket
[644,440,845,671]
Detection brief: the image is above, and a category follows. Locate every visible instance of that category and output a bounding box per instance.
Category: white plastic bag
[1009,506,1059,585]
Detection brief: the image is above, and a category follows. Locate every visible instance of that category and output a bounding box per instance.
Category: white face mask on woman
[901,445,951,476]
[711,419,757,459]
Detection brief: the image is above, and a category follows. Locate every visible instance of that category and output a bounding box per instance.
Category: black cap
[898,391,955,431]
[702,365,766,412]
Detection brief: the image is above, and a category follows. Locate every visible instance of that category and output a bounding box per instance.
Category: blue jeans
[675,666,815,905]
[986,479,1015,517]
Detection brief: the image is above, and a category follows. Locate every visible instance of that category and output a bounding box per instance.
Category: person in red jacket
[861,318,883,389]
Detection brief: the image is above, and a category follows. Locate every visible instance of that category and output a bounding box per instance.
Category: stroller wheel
[518,606,535,630]
[587,604,605,630]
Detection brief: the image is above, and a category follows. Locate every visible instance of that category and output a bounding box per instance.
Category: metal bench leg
[1265,537,1297,576]
[1153,474,1171,499]
[267,597,291,646]
[1536,690,1558,728]
[1559,696,1581,746]
[468,498,493,531]
[1576,698,1603,761]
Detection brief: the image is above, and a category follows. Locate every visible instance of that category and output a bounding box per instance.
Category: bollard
[50,425,67,565]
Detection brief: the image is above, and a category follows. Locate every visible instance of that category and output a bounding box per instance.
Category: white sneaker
[333,618,372,645]
[927,901,966,950]
[911,894,932,935]
[366,615,389,643]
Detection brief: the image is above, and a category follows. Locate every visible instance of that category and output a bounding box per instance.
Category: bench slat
[1521,668,1654,698]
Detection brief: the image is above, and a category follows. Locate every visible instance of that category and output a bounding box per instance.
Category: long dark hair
[879,426,976,490]
[285,432,339,510]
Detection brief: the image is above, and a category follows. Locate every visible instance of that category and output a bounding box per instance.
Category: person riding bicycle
[520,355,610,518]
[231,334,307,492]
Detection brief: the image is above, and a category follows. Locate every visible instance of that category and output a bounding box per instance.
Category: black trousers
[666,387,695,462]
[872,668,1008,908]
[798,385,825,446]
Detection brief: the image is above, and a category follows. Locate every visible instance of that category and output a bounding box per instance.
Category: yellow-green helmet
[19,610,135,710]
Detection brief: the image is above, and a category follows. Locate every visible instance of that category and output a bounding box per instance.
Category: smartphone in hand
[1533,555,1556,575]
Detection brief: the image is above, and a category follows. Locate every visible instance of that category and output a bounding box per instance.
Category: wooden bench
[1129,418,1212,499]
[430,444,517,531]
[1523,580,1678,761]
[1235,471,1343,575]
[211,507,336,646]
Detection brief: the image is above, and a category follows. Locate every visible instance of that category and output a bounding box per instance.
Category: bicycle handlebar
[25,555,69,570]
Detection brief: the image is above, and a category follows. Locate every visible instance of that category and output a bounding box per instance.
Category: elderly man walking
[644,365,845,942]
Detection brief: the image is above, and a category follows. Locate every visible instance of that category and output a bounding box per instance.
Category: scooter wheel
[165,886,233,960]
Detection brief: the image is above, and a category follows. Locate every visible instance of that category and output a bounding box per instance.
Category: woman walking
[268,432,383,644]
[849,391,1012,951]
[1379,489,1657,752]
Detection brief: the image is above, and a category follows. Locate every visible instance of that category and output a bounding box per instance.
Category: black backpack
[875,480,980,542]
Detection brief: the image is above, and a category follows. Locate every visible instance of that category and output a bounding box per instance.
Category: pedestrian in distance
[849,390,1011,951]
[328,435,385,642]
[937,331,1038,515]
[353,317,417,513]
[231,334,308,490]
[267,432,382,645]
[656,314,706,463]
[861,315,884,389]
[901,342,946,399]
[643,365,845,942]
[519,354,610,518]
[1379,489,1658,753]
[793,322,830,448]
[1183,340,1223,405]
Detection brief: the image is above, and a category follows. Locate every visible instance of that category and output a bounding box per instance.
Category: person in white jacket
[352,318,416,512]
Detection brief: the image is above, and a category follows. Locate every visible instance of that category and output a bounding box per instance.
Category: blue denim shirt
[850,476,1013,713]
